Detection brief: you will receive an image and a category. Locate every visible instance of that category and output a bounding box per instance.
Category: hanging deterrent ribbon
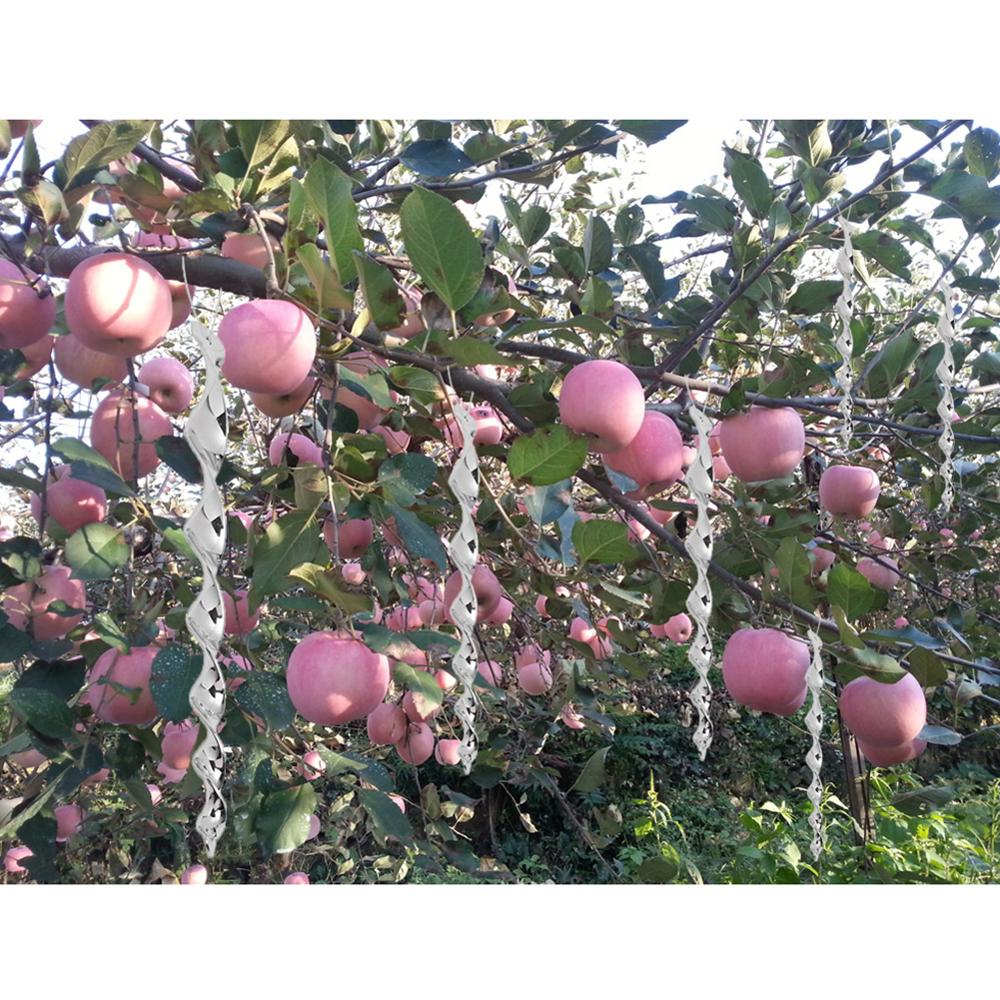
[805,627,826,860]
[684,400,715,760]
[935,287,957,513]
[444,401,482,773]
[183,318,229,857]
[834,216,856,453]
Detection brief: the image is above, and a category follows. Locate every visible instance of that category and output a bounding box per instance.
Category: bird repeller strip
[183,317,229,857]
[684,400,715,760]
[936,287,957,513]
[834,216,857,452]
[444,397,482,773]
[805,630,826,859]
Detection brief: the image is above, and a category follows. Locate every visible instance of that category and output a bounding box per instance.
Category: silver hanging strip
[834,217,856,452]
[183,318,229,857]
[444,401,481,773]
[684,401,715,760]
[935,289,957,513]
[805,627,825,860]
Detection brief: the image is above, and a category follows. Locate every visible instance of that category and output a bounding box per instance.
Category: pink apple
[85,646,159,726]
[558,359,645,452]
[0,259,57,350]
[718,406,805,483]
[90,390,173,480]
[137,357,194,413]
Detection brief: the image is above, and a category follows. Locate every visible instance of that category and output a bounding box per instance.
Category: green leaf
[726,148,771,219]
[358,787,413,843]
[392,661,443,712]
[58,120,155,190]
[235,120,292,176]
[831,605,865,649]
[570,746,610,792]
[303,158,363,284]
[67,461,134,499]
[827,564,875,620]
[847,647,905,682]
[508,425,588,486]
[852,231,912,281]
[615,204,645,245]
[865,331,922,397]
[517,205,551,245]
[430,335,511,366]
[774,537,819,608]
[572,519,637,565]
[616,121,686,144]
[233,671,296,730]
[378,453,438,506]
[964,127,1000,181]
[256,783,317,855]
[51,437,117,474]
[287,563,373,614]
[297,243,354,311]
[150,644,202,723]
[65,523,129,581]
[22,179,68,226]
[354,253,405,330]
[907,647,948,688]
[400,139,474,177]
[926,171,1000,220]
[10,687,74,740]
[786,280,842,314]
[384,504,447,570]
[249,509,322,605]
[583,214,614,274]
[634,853,681,883]
[918,724,962,746]
[400,187,485,311]
[768,201,792,241]
[891,785,956,816]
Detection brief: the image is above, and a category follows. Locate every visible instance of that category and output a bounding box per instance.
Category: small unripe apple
[137,357,194,413]
[65,253,173,357]
[558,359,645,452]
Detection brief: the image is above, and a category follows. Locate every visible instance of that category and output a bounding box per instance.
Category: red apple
[85,646,158,726]
[90,390,173,480]
[559,359,645,452]
[137,357,194,413]
[819,465,881,519]
[718,406,805,483]
[722,627,809,716]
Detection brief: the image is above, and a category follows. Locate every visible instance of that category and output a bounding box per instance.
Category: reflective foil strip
[684,401,715,760]
[834,217,856,452]
[184,319,229,857]
[936,289,957,513]
[805,627,825,860]
[444,402,481,773]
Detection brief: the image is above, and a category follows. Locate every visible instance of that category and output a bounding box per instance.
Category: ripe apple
[53,333,127,389]
[90,390,173,480]
[85,646,159,726]
[838,671,926,748]
[395,721,435,764]
[603,411,685,498]
[65,253,173,357]
[819,465,881,519]
[222,589,260,637]
[286,631,390,725]
[221,231,281,269]
[367,702,409,745]
[218,300,316,395]
[443,564,502,623]
[0,259,57,350]
[137,356,194,413]
[722,627,809,716]
[249,376,316,418]
[558,359,645,452]
[718,406,805,483]
[3,565,86,642]
[323,517,373,560]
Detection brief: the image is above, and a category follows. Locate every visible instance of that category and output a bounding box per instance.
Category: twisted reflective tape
[834,217,856,452]
[443,403,481,773]
[805,627,825,860]
[183,318,229,857]
[684,401,715,760]
[935,289,957,513]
